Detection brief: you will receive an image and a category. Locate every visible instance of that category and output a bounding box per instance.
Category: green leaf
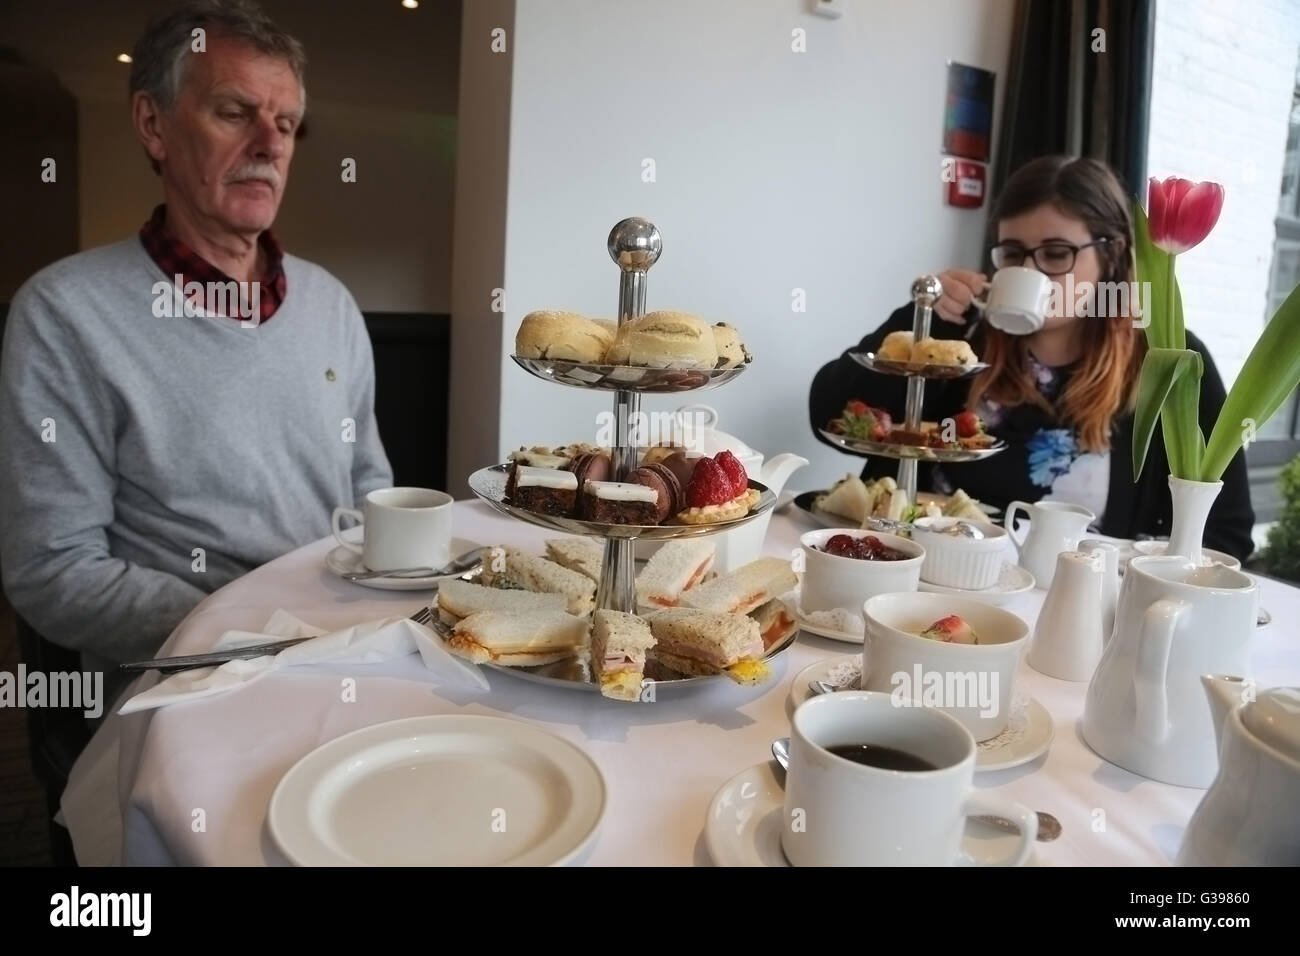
[1201,281,1300,480]
[1161,370,1204,478]
[1132,202,1174,350]
[1133,348,1204,480]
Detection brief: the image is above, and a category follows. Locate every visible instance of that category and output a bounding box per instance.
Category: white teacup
[781,691,1036,866]
[976,266,1052,335]
[861,593,1030,741]
[331,487,453,572]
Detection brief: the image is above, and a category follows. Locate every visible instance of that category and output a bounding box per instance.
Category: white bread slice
[635,539,715,608]
[679,556,798,616]
[545,537,604,583]
[591,609,656,701]
[749,598,798,649]
[477,548,596,615]
[645,608,768,684]
[447,610,589,666]
[815,474,870,525]
[437,578,567,624]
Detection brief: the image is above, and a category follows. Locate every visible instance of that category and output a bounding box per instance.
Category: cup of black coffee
[781,691,1037,866]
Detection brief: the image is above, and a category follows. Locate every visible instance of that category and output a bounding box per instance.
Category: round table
[62,500,1300,866]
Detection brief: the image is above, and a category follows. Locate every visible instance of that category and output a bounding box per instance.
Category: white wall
[484,0,1013,494]
[1147,0,1300,389]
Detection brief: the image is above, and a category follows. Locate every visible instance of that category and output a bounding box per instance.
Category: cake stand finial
[608,218,663,272]
[911,275,944,304]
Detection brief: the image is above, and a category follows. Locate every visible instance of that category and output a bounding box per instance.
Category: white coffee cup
[331,487,453,572]
[781,691,1037,866]
[861,592,1029,741]
[975,266,1052,335]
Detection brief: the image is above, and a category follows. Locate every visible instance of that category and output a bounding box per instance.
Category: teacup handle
[1133,598,1183,745]
[961,795,1037,866]
[331,507,365,554]
[1004,501,1030,552]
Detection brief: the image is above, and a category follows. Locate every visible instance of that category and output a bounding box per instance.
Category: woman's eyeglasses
[990,237,1111,275]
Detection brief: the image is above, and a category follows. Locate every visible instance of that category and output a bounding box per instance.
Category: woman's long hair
[967,156,1145,453]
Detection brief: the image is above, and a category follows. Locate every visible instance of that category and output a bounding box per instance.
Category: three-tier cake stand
[465,218,789,688]
[816,275,1007,506]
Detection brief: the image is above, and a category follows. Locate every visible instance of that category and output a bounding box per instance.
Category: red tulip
[1147,176,1225,255]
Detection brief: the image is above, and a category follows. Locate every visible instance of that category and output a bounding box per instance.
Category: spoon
[769,737,1061,842]
[865,516,984,540]
[341,546,489,581]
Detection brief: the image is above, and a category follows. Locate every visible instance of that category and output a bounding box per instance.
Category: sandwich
[680,556,798,616]
[645,608,770,685]
[749,598,798,650]
[436,578,567,625]
[590,609,657,701]
[635,539,715,608]
[815,474,871,524]
[477,547,596,615]
[545,537,604,583]
[446,610,590,666]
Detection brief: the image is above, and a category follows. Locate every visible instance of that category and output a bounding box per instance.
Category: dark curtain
[992,0,1155,201]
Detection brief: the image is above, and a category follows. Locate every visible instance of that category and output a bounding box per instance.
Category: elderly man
[0,0,392,681]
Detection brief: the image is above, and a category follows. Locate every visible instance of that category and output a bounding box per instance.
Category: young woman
[808,155,1255,561]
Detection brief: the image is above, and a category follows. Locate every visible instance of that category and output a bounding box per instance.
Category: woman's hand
[933,269,988,324]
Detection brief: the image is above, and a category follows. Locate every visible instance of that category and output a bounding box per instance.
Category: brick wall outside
[1147,0,1300,388]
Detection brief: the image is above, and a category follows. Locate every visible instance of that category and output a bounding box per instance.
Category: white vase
[1166,476,1222,565]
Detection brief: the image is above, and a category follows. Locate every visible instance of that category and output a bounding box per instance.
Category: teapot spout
[758,453,809,495]
[1202,674,1250,748]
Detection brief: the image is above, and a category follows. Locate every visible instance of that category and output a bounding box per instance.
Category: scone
[878,330,915,361]
[712,322,750,368]
[625,311,718,369]
[515,310,614,363]
[911,337,978,367]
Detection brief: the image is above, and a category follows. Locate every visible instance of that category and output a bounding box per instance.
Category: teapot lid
[674,403,761,461]
[1243,687,1300,763]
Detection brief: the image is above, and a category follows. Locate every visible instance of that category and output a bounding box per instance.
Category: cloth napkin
[118,609,489,714]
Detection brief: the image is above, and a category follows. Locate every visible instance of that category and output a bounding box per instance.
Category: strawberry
[687,458,732,507]
[846,399,869,416]
[716,450,748,498]
[954,411,981,438]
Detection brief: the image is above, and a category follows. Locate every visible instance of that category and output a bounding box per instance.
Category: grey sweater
[0,238,393,667]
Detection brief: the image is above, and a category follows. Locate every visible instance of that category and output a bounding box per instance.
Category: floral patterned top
[934,353,1111,523]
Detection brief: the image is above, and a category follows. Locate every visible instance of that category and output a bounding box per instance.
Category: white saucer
[793,604,864,644]
[269,715,606,866]
[325,536,482,591]
[788,659,1054,772]
[704,761,1041,866]
[917,562,1035,605]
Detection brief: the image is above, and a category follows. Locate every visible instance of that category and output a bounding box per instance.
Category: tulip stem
[1167,255,1182,349]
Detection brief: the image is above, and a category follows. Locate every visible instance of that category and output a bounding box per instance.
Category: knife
[119,636,315,673]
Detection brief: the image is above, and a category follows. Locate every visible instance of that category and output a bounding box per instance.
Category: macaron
[626,462,683,524]
[568,451,612,490]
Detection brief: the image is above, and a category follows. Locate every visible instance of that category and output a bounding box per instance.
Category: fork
[120,604,440,673]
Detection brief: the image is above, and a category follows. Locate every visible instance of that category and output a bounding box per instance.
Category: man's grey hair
[129,0,307,111]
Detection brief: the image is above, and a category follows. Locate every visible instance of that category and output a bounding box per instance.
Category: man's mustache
[225,165,282,190]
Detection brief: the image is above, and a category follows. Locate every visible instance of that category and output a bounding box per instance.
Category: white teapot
[637,404,807,572]
[1177,675,1300,866]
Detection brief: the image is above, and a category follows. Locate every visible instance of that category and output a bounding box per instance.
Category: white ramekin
[910,517,1008,590]
[799,528,924,614]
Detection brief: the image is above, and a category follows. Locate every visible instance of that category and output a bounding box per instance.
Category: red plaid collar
[139,204,286,324]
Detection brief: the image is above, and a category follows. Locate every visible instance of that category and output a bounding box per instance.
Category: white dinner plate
[787,659,1054,772]
[704,761,1041,866]
[268,715,606,866]
[325,534,484,591]
[916,562,1035,605]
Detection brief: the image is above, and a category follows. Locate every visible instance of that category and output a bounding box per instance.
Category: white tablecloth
[62,500,1300,866]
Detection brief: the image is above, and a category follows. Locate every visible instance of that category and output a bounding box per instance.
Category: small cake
[508,446,573,470]
[878,330,915,362]
[639,444,687,466]
[911,337,978,367]
[626,462,684,524]
[625,311,718,369]
[508,464,578,516]
[568,451,612,492]
[712,322,750,368]
[582,480,660,524]
[675,452,759,525]
[515,311,614,363]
